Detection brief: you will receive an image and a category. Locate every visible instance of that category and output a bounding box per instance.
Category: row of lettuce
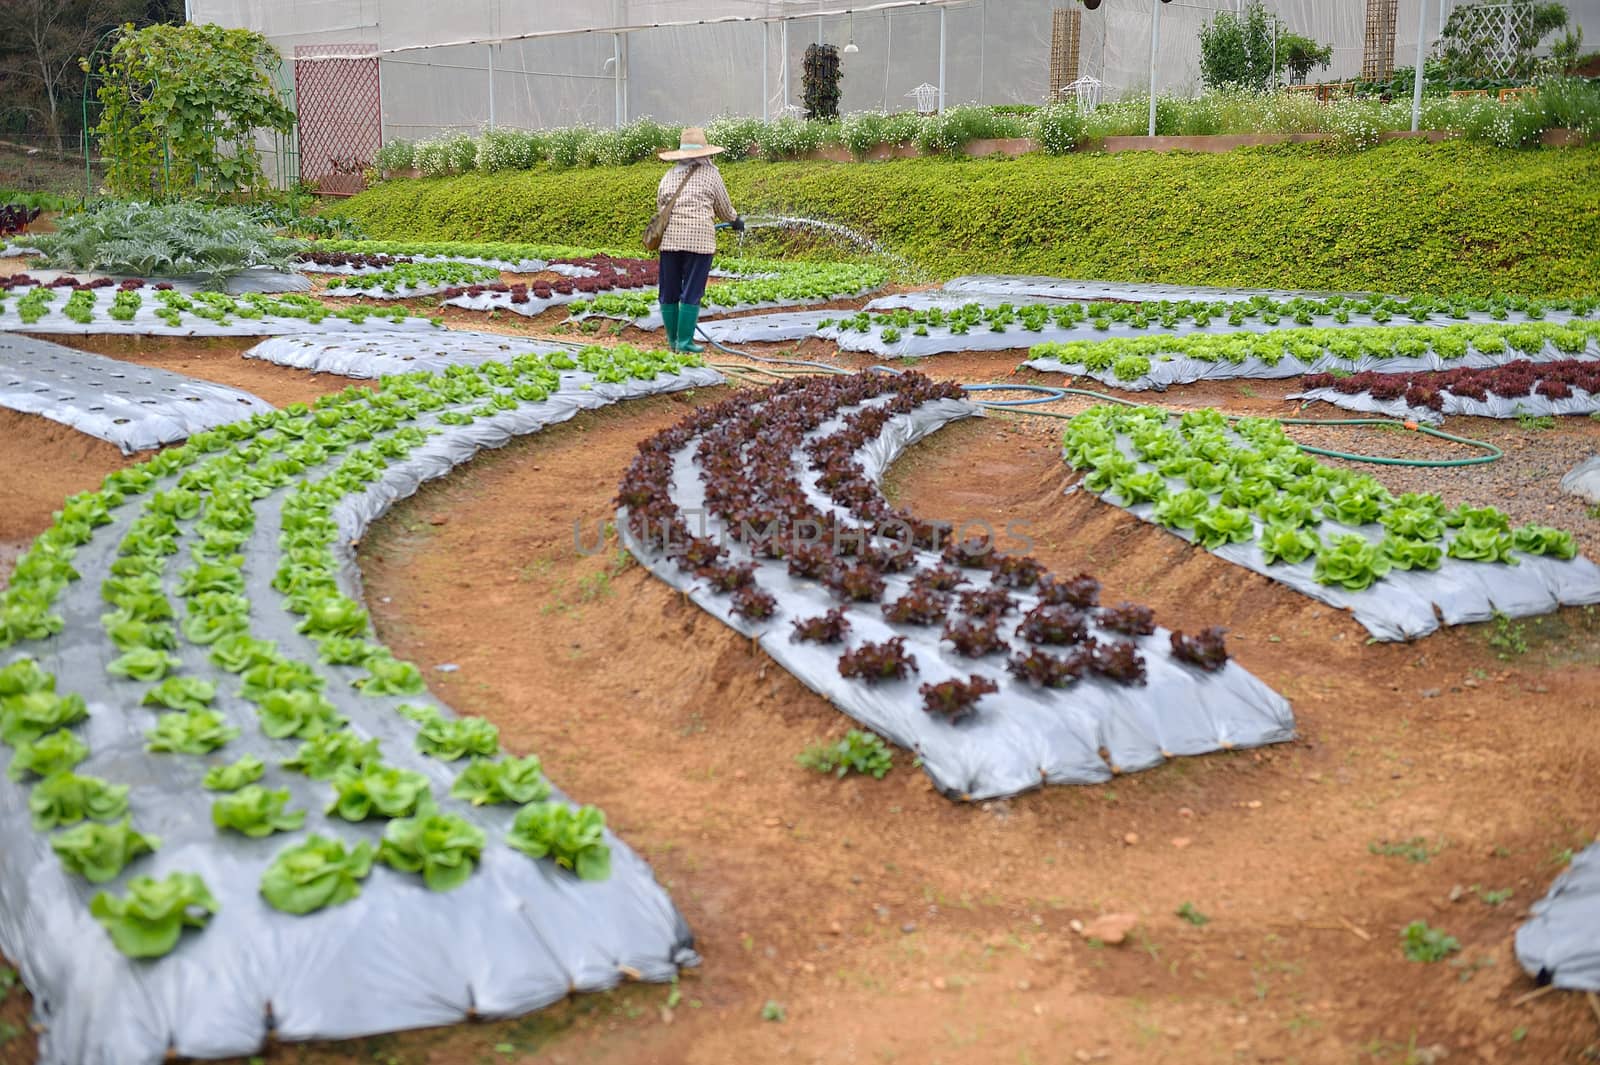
[0,345,697,958]
[1063,406,1577,592]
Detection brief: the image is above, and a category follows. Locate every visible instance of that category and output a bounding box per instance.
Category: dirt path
[266,392,1598,1065]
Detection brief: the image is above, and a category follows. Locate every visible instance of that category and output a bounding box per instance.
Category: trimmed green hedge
[331,140,1600,295]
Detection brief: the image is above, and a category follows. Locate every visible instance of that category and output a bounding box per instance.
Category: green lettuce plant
[145,709,239,754]
[1192,504,1256,549]
[378,807,487,892]
[1512,524,1577,559]
[1259,524,1320,566]
[7,728,89,780]
[327,763,430,821]
[140,676,216,713]
[29,771,130,830]
[211,785,306,837]
[209,634,279,673]
[1382,536,1445,571]
[108,647,182,682]
[282,730,380,779]
[414,712,500,761]
[1,688,89,745]
[90,872,218,958]
[450,755,552,806]
[201,754,265,791]
[507,801,612,881]
[260,835,375,914]
[1447,525,1517,563]
[1313,534,1392,590]
[256,689,345,740]
[52,817,160,883]
[353,656,427,696]
[1152,489,1212,531]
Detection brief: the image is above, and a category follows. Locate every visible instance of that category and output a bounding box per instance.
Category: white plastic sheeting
[0,284,440,338]
[1073,421,1600,642]
[1027,341,1599,394]
[941,275,1363,305]
[1289,386,1600,424]
[188,1,1600,128]
[1563,457,1600,507]
[0,334,275,453]
[1517,843,1600,992]
[445,286,656,319]
[245,330,579,378]
[620,395,1295,801]
[0,363,720,1065]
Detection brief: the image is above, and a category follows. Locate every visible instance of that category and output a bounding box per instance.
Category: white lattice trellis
[1445,2,1535,78]
[1062,75,1103,110]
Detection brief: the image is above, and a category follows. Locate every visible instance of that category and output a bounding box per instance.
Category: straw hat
[660,126,726,161]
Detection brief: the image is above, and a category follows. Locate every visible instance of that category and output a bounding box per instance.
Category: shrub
[755,116,826,160]
[706,115,768,161]
[374,140,416,173]
[1030,105,1084,155]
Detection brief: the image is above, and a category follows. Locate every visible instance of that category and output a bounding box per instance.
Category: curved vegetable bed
[0,344,714,1064]
[1062,405,1600,640]
[616,372,1295,801]
[1291,359,1600,422]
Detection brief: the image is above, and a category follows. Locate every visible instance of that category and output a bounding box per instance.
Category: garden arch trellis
[80,27,299,201]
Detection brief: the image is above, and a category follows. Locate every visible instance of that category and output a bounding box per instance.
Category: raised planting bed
[310,239,646,274]
[616,371,1295,801]
[443,258,659,318]
[1517,841,1600,991]
[1292,359,1600,422]
[245,330,581,379]
[821,295,1598,364]
[1062,405,1600,641]
[0,274,440,336]
[0,334,275,453]
[569,260,888,328]
[321,259,502,298]
[1027,321,1600,390]
[0,343,716,1064]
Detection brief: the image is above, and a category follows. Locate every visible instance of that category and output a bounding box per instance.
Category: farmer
[655,126,743,354]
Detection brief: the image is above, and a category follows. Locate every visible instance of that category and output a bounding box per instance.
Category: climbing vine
[92,23,295,199]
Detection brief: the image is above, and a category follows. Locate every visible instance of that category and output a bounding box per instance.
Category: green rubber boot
[658,302,680,351]
[678,303,705,354]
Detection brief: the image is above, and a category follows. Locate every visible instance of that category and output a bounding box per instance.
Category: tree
[0,0,172,152]
[1198,4,1333,92]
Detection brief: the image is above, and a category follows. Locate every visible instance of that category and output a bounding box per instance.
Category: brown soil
[0,410,133,576]
[1,328,1598,1064]
[157,386,1595,1065]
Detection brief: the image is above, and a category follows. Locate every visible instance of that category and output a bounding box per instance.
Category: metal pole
[1147,0,1160,137]
[1411,0,1427,132]
[762,22,770,121]
[1270,17,1277,92]
[782,19,789,109]
[487,44,496,128]
[613,34,623,127]
[978,0,986,103]
[938,5,946,113]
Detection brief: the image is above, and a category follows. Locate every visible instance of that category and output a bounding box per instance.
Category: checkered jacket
[657,161,737,255]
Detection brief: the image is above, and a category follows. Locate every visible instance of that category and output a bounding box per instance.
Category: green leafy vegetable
[90,872,218,958]
[256,688,345,740]
[52,817,159,883]
[201,755,265,791]
[1312,534,1392,590]
[260,835,375,914]
[449,754,551,806]
[327,763,430,821]
[211,785,306,838]
[282,730,380,779]
[7,728,89,780]
[1511,524,1577,560]
[1192,504,1255,549]
[1258,524,1319,566]
[145,709,239,754]
[377,807,487,892]
[506,801,612,881]
[1446,525,1516,564]
[353,656,426,696]
[107,647,182,682]
[29,771,129,830]
[140,676,216,713]
[209,634,279,674]
[1382,536,1444,571]
[414,712,500,761]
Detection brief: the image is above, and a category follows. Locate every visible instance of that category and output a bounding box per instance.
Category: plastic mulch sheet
[0,333,275,453]
[1290,386,1600,424]
[1074,423,1600,641]
[0,363,720,1065]
[619,397,1296,802]
[443,286,657,319]
[942,275,1365,304]
[1516,842,1600,991]
[699,310,841,345]
[0,283,439,338]
[244,331,579,378]
[1563,456,1600,506]
[299,256,594,277]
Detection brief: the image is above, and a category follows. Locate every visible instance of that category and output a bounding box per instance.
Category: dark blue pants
[658,250,713,308]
